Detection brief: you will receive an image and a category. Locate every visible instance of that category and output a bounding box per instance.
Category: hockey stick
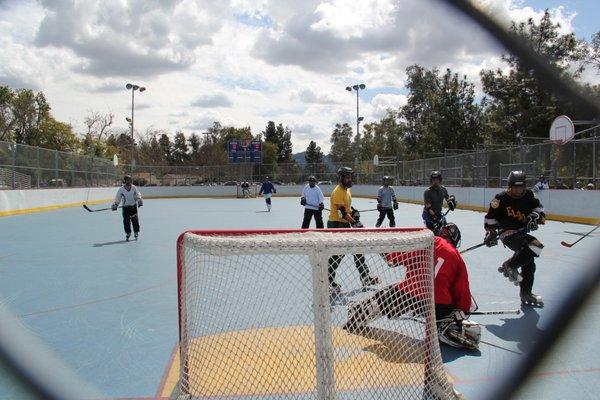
[306,203,330,211]
[469,309,521,316]
[83,204,122,212]
[358,208,379,213]
[460,227,528,254]
[560,224,600,248]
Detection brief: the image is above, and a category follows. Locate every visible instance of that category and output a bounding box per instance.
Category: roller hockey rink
[0,197,598,399]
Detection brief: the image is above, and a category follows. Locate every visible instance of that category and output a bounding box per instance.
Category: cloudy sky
[0,0,598,153]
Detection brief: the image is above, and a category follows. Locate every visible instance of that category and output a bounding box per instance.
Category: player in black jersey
[483,171,545,307]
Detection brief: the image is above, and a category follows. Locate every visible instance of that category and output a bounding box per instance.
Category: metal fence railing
[1,136,598,190]
[0,141,121,189]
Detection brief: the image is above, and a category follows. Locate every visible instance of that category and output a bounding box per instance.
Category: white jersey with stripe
[115,185,142,206]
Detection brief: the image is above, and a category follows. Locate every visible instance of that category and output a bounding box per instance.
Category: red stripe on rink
[453,367,600,384]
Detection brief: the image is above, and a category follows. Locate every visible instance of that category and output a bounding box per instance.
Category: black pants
[122,205,140,235]
[502,232,539,293]
[327,220,369,286]
[302,209,324,228]
[376,208,396,227]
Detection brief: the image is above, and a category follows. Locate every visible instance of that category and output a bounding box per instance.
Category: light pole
[125,83,146,173]
[345,84,366,167]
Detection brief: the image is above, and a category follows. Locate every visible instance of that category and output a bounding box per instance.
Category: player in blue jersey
[259,176,277,211]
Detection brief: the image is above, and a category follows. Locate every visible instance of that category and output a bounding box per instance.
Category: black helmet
[308,175,317,182]
[508,171,526,187]
[383,176,393,185]
[441,223,461,248]
[337,167,355,187]
[430,171,442,182]
[123,175,132,183]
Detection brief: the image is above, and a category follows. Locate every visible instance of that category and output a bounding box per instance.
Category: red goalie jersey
[385,236,473,313]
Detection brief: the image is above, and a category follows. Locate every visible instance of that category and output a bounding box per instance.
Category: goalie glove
[526,211,541,231]
[447,195,457,211]
[484,229,499,247]
[137,199,143,207]
[111,203,118,211]
[300,197,307,206]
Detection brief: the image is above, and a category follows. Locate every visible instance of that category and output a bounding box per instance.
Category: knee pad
[528,242,543,257]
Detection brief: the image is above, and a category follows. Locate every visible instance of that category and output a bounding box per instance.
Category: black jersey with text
[484,190,544,230]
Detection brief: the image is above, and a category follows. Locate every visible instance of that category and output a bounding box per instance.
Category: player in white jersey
[112,175,143,241]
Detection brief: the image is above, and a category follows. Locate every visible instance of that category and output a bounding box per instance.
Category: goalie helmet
[382,176,393,185]
[440,223,461,248]
[430,171,442,183]
[508,171,526,187]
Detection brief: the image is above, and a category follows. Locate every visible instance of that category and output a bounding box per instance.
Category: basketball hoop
[549,115,574,145]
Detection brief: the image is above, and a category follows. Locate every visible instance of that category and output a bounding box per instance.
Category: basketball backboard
[549,115,574,145]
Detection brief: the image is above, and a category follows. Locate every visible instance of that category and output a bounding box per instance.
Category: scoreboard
[228,140,262,163]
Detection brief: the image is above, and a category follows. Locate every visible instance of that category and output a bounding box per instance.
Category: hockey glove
[351,221,364,228]
[318,203,324,211]
[137,199,143,207]
[393,201,399,210]
[447,195,457,211]
[377,203,383,212]
[484,229,498,247]
[300,197,307,206]
[526,211,541,231]
[111,203,118,211]
[351,207,361,222]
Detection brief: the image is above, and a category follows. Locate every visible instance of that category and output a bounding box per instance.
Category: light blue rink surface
[0,196,599,400]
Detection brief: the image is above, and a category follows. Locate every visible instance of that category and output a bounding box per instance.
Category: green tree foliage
[0,86,16,141]
[330,123,354,163]
[158,133,173,164]
[399,65,483,156]
[172,131,190,165]
[480,10,589,143]
[305,140,325,175]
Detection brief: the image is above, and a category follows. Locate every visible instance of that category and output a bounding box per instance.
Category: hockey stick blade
[560,224,599,248]
[83,204,94,212]
[83,204,120,212]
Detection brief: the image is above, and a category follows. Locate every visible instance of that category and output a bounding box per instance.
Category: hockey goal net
[175,228,457,399]
[236,184,258,198]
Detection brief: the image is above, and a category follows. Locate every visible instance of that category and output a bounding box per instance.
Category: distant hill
[292,152,332,166]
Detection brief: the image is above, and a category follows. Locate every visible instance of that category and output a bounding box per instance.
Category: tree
[330,123,354,163]
[262,121,279,150]
[158,133,173,164]
[278,125,293,163]
[37,118,81,152]
[262,141,278,166]
[305,140,325,175]
[11,89,50,146]
[0,86,16,141]
[172,131,190,164]
[83,111,114,156]
[399,65,484,155]
[480,10,588,143]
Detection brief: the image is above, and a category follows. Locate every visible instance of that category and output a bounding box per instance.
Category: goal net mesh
[176,228,457,399]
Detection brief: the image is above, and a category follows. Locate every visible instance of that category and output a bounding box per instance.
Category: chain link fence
[1,137,598,190]
[0,141,121,189]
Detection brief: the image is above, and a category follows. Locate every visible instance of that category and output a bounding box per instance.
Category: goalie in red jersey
[343,223,480,349]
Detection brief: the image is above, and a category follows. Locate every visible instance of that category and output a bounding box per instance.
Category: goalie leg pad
[438,319,481,350]
[343,295,382,332]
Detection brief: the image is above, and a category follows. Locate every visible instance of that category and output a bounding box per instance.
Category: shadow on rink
[441,345,482,362]
[485,307,545,353]
[93,240,131,247]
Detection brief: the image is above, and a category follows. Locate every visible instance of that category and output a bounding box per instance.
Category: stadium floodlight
[125,82,147,173]
[346,83,367,166]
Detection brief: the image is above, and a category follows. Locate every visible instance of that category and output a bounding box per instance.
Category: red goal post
[175,228,458,400]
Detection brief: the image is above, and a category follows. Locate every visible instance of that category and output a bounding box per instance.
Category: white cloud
[0,0,587,155]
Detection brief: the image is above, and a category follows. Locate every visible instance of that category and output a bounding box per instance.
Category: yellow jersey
[329,185,352,222]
